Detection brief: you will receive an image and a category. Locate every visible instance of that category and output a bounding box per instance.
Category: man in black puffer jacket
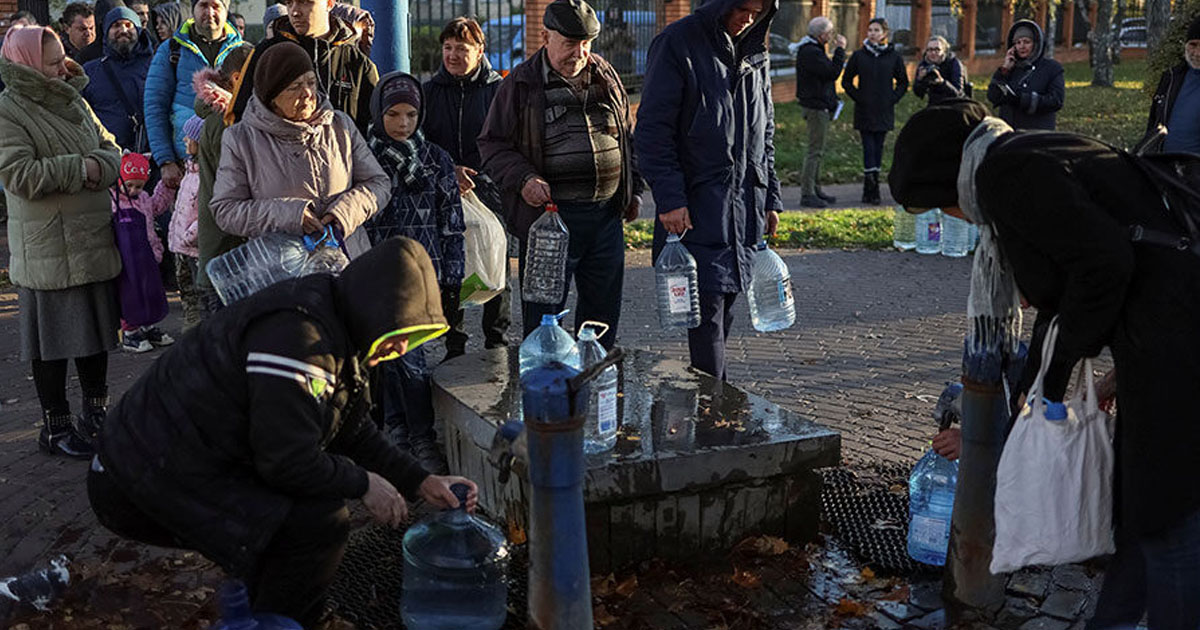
[987,19,1064,130]
[88,238,479,627]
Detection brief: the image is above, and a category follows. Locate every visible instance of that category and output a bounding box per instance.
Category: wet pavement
[0,245,1111,628]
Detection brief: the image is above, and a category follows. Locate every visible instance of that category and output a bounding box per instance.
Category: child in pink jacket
[168,116,204,331]
[113,152,177,353]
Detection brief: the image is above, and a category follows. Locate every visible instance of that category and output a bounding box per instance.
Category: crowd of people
[2,0,1200,626]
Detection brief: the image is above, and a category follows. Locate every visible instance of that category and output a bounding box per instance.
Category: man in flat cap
[634,0,783,381]
[890,99,1200,625]
[478,0,643,348]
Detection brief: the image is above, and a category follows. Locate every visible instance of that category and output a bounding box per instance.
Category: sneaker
[800,194,828,209]
[142,326,175,347]
[410,438,449,475]
[121,330,153,353]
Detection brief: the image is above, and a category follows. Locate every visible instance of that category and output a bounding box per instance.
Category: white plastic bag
[991,317,1115,574]
[459,190,507,306]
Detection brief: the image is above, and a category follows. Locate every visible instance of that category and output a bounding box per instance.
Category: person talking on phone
[987,19,1064,130]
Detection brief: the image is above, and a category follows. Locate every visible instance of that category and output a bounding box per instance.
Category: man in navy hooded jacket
[636,0,784,380]
[83,6,155,153]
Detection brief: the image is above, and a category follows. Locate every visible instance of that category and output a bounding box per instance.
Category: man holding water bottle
[635,0,784,380]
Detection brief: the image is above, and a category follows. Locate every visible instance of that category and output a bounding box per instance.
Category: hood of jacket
[152,2,184,41]
[1007,19,1046,66]
[370,70,425,140]
[693,0,779,62]
[0,57,89,120]
[243,93,337,142]
[429,54,503,88]
[103,23,156,61]
[335,236,448,359]
[192,66,232,117]
[276,14,362,49]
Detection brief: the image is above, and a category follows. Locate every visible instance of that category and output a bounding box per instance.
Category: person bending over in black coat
[891,99,1200,628]
[87,237,479,628]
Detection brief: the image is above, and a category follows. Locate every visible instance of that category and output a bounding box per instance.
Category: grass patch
[625,208,894,250]
[773,58,1151,185]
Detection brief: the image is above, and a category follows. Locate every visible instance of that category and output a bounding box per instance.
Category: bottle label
[910,513,948,549]
[927,221,941,243]
[666,275,690,314]
[598,386,618,433]
[777,278,794,307]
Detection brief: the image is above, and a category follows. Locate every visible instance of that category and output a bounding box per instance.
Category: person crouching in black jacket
[87,237,480,628]
[913,35,966,107]
[987,19,1064,130]
[890,99,1200,627]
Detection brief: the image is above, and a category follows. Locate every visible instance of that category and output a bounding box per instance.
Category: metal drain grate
[819,464,931,575]
[327,523,529,629]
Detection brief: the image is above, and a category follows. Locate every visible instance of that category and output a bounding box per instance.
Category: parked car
[1119,25,1147,48]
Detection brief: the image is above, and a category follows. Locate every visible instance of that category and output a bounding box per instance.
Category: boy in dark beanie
[364,71,465,475]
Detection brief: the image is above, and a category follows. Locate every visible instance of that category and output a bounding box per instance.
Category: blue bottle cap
[1043,398,1067,421]
[450,483,470,508]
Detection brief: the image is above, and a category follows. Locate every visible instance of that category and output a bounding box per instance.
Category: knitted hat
[1188,14,1200,41]
[104,6,141,32]
[379,73,421,113]
[1011,24,1036,44]
[253,42,315,104]
[262,3,287,30]
[121,152,151,183]
[543,0,600,40]
[888,98,992,209]
[181,114,205,142]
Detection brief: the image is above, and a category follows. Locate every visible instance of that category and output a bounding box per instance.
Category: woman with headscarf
[0,25,122,458]
[890,98,1200,628]
[210,41,389,259]
[841,17,908,205]
[149,1,183,45]
[987,19,1064,130]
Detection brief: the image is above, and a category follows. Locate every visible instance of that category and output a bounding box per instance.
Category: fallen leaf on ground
[731,568,761,589]
[880,584,910,601]
[591,573,616,598]
[833,598,869,617]
[594,604,619,626]
[614,575,638,598]
[860,567,875,580]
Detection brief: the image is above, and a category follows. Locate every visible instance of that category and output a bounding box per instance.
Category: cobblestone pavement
[0,246,1110,628]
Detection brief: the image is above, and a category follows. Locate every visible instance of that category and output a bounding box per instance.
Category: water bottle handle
[580,320,610,339]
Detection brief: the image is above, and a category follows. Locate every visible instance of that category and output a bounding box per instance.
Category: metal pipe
[363,0,409,73]
[521,362,593,630]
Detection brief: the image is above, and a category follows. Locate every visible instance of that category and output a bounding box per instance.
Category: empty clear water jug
[940,213,972,258]
[907,448,959,566]
[401,484,509,630]
[747,241,795,332]
[577,322,618,454]
[518,311,580,375]
[522,203,569,304]
[654,234,700,329]
[207,227,348,305]
[893,207,916,251]
[914,210,942,255]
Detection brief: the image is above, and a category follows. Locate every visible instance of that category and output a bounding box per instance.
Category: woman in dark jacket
[913,35,966,106]
[421,17,509,357]
[841,17,908,204]
[987,19,1064,130]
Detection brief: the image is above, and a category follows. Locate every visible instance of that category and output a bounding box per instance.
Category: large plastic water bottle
[577,323,618,453]
[914,209,942,255]
[747,241,795,332]
[522,203,569,304]
[907,448,959,566]
[892,207,916,251]
[211,580,302,629]
[300,224,350,274]
[940,213,972,258]
[654,234,700,329]
[402,484,509,630]
[207,232,308,305]
[518,311,580,375]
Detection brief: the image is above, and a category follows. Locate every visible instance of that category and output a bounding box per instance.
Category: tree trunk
[1147,0,1171,51]
[1092,0,1114,85]
[1045,0,1058,58]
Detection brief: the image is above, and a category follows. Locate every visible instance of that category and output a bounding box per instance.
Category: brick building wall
[0,0,20,36]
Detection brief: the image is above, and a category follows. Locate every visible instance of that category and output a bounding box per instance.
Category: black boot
[815,187,837,204]
[79,395,108,440]
[863,172,882,205]
[38,408,94,459]
[410,437,449,475]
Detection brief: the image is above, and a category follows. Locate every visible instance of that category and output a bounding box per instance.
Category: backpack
[1124,150,1200,257]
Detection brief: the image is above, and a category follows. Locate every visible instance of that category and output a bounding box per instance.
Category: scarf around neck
[957,116,1021,363]
[369,131,426,190]
[863,39,889,56]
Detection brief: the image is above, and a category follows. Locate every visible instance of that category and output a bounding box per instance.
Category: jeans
[88,465,349,627]
[860,130,888,172]
[380,344,435,445]
[1087,507,1200,630]
[801,106,832,196]
[519,199,624,350]
[174,255,203,332]
[687,291,739,381]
